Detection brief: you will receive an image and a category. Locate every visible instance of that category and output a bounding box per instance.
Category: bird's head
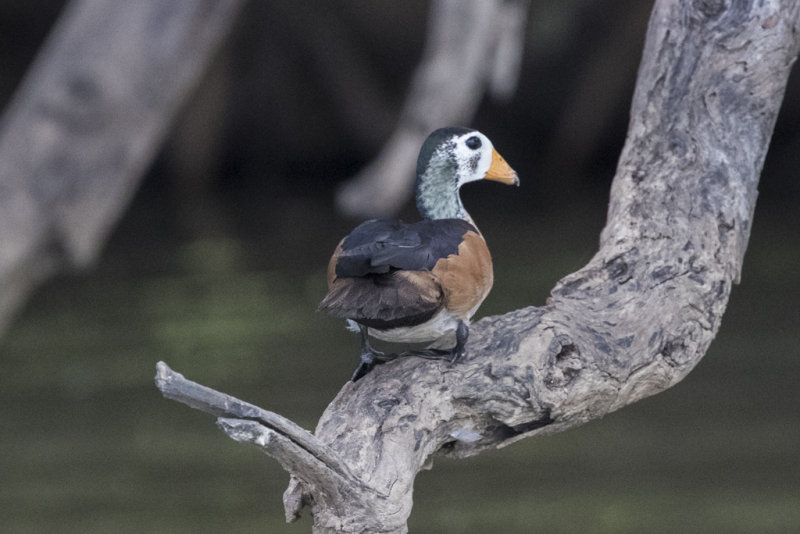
[415,127,518,220]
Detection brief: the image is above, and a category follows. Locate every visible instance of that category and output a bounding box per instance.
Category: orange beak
[484,149,519,185]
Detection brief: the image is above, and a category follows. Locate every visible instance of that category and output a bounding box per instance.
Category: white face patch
[452,131,493,186]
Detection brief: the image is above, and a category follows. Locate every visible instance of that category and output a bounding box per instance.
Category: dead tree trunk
[0,0,242,335]
[156,0,800,532]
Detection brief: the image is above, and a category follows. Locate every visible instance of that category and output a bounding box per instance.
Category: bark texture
[0,0,242,334]
[157,1,800,532]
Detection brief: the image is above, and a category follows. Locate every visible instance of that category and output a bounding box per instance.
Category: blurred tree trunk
[0,0,242,334]
[335,0,529,218]
[157,1,800,532]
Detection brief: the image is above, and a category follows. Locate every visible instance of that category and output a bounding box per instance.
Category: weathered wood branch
[157,1,800,532]
[155,361,350,478]
[155,362,382,526]
[0,0,243,335]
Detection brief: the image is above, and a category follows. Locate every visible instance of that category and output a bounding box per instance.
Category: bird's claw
[351,350,398,382]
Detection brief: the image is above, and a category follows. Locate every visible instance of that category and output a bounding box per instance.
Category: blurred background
[1,1,799,532]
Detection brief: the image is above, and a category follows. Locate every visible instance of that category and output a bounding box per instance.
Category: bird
[319,127,519,381]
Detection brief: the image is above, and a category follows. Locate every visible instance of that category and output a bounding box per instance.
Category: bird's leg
[351,324,398,382]
[405,320,469,363]
[451,320,469,362]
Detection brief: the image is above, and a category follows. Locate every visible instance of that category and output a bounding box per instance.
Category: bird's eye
[465,136,482,150]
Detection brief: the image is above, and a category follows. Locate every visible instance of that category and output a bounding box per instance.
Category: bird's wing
[319,270,444,329]
[333,218,477,277]
[320,218,478,328]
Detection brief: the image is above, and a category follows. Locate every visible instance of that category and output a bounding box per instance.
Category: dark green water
[1,197,798,533]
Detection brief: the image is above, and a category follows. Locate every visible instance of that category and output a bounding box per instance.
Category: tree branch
[156,1,800,532]
[155,362,394,529]
[155,362,355,483]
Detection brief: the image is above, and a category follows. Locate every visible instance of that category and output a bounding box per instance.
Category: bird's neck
[416,169,470,222]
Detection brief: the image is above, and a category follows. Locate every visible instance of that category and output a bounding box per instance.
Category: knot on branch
[544,335,583,390]
[657,318,709,371]
[605,252,634,284]
[693,0,726,20]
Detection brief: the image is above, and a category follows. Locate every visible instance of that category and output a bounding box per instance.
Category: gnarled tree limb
[156,1,800,532]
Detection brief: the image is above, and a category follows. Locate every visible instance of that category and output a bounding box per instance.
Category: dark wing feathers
[320,218,477,329]
[319,270,442,329]
[335,218,476,278]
